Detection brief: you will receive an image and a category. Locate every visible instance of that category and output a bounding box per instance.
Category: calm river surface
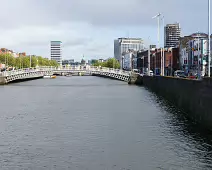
[0,76,212,170]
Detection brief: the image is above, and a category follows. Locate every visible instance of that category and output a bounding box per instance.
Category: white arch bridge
[0,66,132,84]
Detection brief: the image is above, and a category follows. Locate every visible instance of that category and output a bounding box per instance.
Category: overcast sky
[0,0,210,61]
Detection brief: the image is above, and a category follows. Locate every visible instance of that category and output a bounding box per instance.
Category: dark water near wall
[0,76,212,170]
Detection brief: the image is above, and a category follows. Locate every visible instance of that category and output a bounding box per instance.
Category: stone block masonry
[142,76,212,129]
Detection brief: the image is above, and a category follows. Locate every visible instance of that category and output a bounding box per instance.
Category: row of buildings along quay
[114,22,212,77]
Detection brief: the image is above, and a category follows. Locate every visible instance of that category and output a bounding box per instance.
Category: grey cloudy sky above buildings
[0,0,209,60]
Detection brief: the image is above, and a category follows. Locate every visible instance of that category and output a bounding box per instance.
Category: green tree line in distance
[0,54,59,68]
[92,58,120,69]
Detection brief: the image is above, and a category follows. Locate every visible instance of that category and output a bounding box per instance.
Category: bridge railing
[0,66,131,77]
[0,67,54,77]
[54,67,131,75]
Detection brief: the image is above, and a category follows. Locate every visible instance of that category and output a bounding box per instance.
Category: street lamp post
[5,53,6,68]
[171,48,173,76]
[143,56,145,73]
[30,55,32,68]
[208,0,211,77]
[161,49,162,75]
[20,55,21,69]
[148,46,150,76]
[6,52,8,68]
[197,32,201,79]
[36,57,38,68]
[131,57,134,71]
[162,16,165,76]
[122,56,124,70]
[153,53,156,74]
[143,37,151,76]
[152,13,161,75]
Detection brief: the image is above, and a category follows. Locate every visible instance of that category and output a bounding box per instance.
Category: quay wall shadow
[142,76,212,129]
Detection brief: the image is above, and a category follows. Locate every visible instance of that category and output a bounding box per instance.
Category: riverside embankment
[142,75,212,129]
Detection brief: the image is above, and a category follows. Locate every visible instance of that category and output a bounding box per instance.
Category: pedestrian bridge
[0,66,131,84]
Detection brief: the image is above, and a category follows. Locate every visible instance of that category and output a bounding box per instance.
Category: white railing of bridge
[0,67,54,77]
[0,66,131,77]
[53,66,130,73]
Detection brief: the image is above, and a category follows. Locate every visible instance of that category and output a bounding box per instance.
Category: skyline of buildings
[112,20,212,76]
[0,20,211,73]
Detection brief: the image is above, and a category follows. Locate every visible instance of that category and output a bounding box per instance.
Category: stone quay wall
[142,76,212,129]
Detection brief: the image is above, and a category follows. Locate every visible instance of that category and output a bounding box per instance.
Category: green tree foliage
[92,58,120,69]
[0,53,59,68]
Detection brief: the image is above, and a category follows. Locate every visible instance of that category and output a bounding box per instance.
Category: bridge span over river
[0,66,133,84]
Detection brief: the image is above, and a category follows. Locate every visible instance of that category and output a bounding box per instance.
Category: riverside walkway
[0,66,131,84]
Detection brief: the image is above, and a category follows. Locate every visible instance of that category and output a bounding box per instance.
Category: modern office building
[50,41,62,65]
[164,23,181,48]
[114,38,144,63]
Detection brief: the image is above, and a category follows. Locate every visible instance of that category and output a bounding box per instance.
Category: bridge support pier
[128,73,143,85]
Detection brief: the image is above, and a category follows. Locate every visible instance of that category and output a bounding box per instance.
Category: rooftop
[51,41,62,43]
[118,37,142,40]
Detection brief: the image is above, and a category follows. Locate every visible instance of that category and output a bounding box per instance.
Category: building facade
[114,38,144,63]
[165,23,181,48]
[137,48,180,76]
[122,50,137,71]
[179,33,209,76]
[50,41,62,65]
[62,59,74,66]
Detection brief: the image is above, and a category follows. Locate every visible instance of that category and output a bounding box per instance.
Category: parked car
[144,70,153,76]
[174,70,186,78]
[132,69,139,73]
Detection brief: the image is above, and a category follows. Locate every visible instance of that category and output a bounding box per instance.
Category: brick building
[19,52,26,57]
[137,48,180,76]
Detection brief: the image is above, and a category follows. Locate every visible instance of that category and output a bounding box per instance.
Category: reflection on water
[0,76,211,170]
[150,93,212,169]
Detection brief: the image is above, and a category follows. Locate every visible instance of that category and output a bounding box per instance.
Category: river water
[0,76,212,170]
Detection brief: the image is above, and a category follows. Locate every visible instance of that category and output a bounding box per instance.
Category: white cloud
[0,0,209,60]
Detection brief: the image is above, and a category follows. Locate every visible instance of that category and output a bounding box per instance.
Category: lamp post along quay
[161,48,162,75]
[197,32,201,79]
[142,56,145,73]
[209,0,211,76]
[143,37,151,76]
[162,16,165,76]
[152,12,161,75]
[30,55,32,68]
